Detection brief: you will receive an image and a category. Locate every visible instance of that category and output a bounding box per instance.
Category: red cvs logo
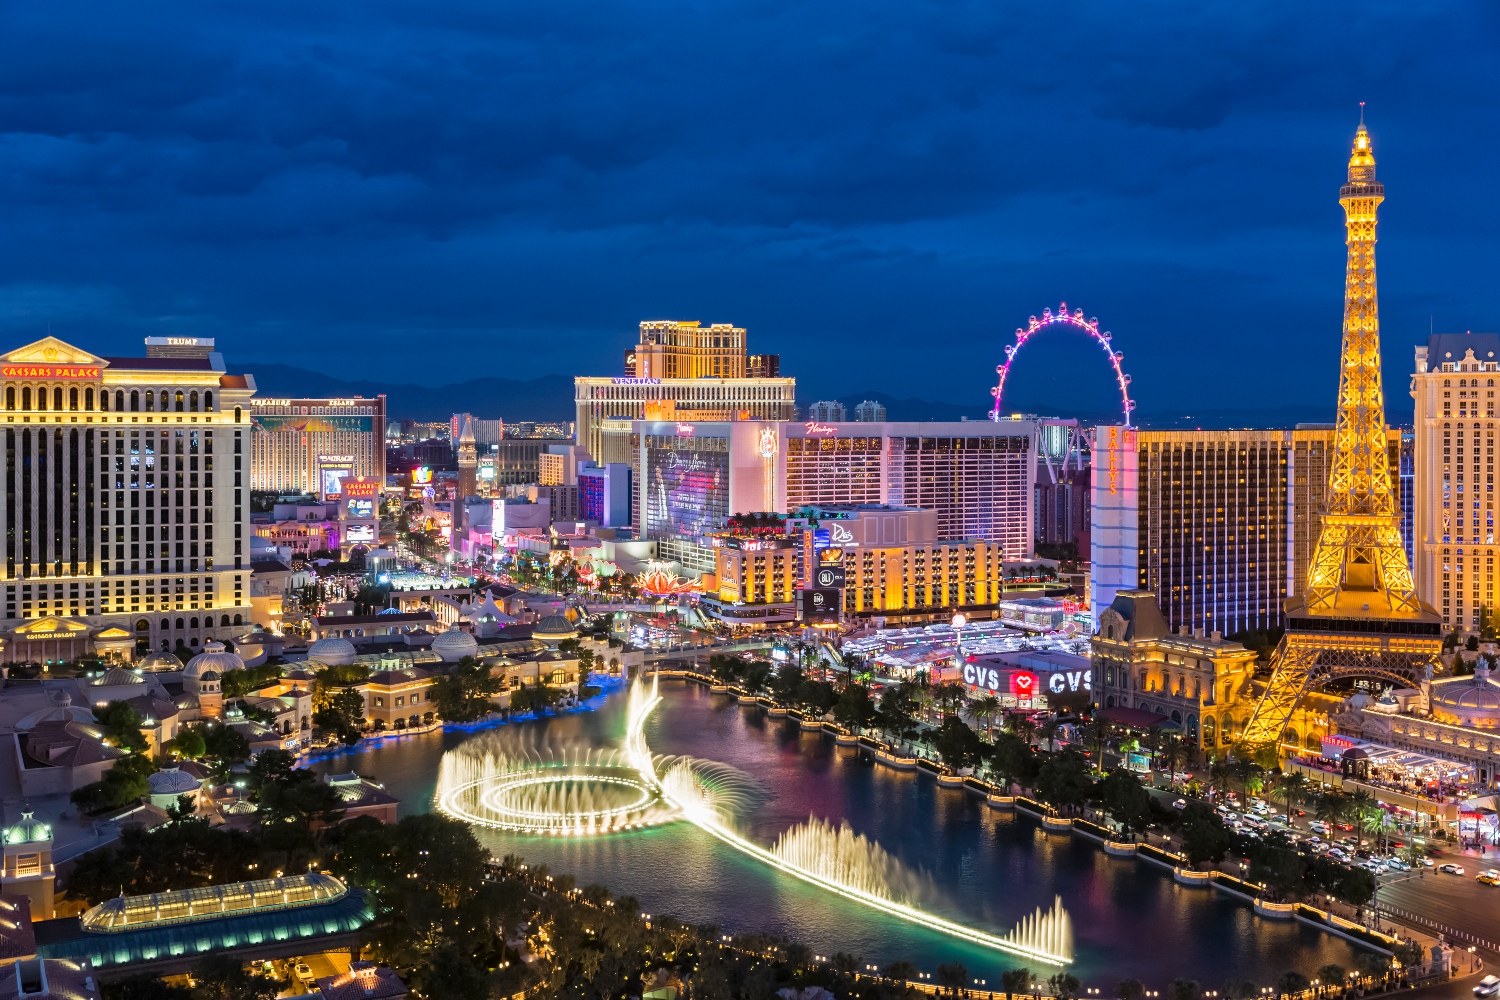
[1010,671,1038,698]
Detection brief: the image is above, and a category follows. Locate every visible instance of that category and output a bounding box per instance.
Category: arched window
[234,407,241,422]
[204,391,213,410]
[100,390,108,411]
[161,618,171,630]
[69,387,78,411]
[84,388,93,410]
[1186,714,1198,739]
[175,617,184,629]
[233,613,243,625]
[20,388,29,411]
[175,391,184,412]
[1203,716,1217,746]
[1445,379,1452,387]
[145,391,154,412]
[190,616,199,629]
[135,619,150,632]
[36,387,45,411]
[1170,709,1181,723]
[1285,727,1300,748]
[160,390,170,411]
[190,391,199,412]
[53,387,62,411]
[129,390,139,411]
[1305,732,1322,752]
[220,614,230,626]
[4,388,12,411]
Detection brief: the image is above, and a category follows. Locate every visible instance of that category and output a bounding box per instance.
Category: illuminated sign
[348,499,375,519]
[797,588,841,623]
[804,422,838,436]
[411,466,433,484]
[829,523,855,546]
[342,479,379,499]
[961,664,1091,697]
[345,524,376,543]
[814,565,844,588]
[812,529,830,550]
[614,378,662,385]
[1,365,100,379]
[757,427,778,458]
[675,423,695,438]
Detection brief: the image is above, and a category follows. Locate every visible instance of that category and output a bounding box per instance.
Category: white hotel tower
[0,336,256,662]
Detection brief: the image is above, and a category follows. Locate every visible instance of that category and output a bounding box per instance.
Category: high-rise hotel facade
[249,395,386,495]
[1411,332,1500,630]
[0,336,255,662]
[1091,425,1406,638]
[575,320,796,462]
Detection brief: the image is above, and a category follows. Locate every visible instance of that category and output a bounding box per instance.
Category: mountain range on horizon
[245,362,1344,430]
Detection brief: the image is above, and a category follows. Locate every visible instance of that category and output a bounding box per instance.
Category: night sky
[0,2,1495,419]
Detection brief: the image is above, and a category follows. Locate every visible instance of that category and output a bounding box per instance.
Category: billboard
[645,443,728,543]
[813,564,845,589]
[348,499,375,519]
[342,479,380,499]
[320,467,351,499]
[251,414,373,434]
[797,588,841,623]
[345,524,376,543]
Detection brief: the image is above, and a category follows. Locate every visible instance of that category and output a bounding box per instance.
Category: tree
[93,701,148,754]
[431,656,501,722]
[510,680,563,717]
[1000,968,1035,1000]
[1168,980,1202,1000]
[882,961,917,982]
[1048,973,1081,1000]
[875,685,918,748]
[770,665,805,708]
[247,748,296,791]
[103,973,194,999]
[1316,965,1346,990]
[1097,768,1152,837]
[1275,972,1309,996]
[1248,832,1306,902]
[1116,980,1146,1000]
[795,678,837,717]
[933,717,984,771]
[1036,749,1094,814]
[1278,771,1308,823]
[988,732,1039,793]
[70,753,154,814]
[417,947,490,1000]
[315,687,367,746]
[165,727,207,760]
[970,693,1002,738]
[935,962,969,995]
[190,953,283,1000]
[1179,800,1233,868]
[832,684,876,734]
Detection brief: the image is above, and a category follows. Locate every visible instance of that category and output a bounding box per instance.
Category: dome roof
[147,767,202,795]
[307,636,358,667]
[92,667,146,687]
[184,641,245,681]
[1431,671,1500,724]
[16,689,94,731]
[431,626,479,663]
[534,614,578,640]
[138,649,183,672]
[2,812,51,846]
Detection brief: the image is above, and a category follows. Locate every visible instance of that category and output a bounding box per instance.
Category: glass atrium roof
[81,872,346,932]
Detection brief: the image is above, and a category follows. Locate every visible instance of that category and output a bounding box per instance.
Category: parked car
[1440,863,1466,875]
[295,963,315,985]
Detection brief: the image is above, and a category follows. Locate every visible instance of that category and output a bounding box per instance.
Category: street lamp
[952,613,967,666]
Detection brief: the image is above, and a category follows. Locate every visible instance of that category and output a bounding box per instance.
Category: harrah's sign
[2,365,101,379]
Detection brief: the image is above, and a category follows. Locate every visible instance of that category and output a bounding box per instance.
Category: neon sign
[614,378,662,385]
[829,523,855,545]
[676,423,695,438]
[1,365,100,379]
[804,422,838,436]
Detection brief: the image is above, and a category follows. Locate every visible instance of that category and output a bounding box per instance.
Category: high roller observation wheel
[989,302,1135,426]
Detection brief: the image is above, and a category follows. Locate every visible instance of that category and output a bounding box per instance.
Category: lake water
[306,680,1364,988]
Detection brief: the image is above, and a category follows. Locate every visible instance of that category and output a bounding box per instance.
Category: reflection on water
[307,681,1364,985]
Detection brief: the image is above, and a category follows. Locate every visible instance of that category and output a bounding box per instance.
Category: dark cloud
[0,0,1494,416]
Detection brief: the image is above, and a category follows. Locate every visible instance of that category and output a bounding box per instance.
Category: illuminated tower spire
[1301,112,1421,615]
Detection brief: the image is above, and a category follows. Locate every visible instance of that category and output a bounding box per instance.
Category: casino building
[248,395,386,495]
[0,336,256,662]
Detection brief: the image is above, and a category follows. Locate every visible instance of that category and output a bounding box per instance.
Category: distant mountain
[244,364,575,422]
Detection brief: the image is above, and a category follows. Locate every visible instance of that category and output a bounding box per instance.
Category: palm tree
[1039,718,1061,752]
[1347,789,1376,850]
[970,693,1002,739]
[1279,771,1308,824]
[1208,756,1233,801]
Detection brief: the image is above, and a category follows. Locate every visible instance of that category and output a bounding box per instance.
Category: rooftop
[80,872,347,932]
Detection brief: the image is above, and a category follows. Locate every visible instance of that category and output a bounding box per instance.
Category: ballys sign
[962,663,1091,696]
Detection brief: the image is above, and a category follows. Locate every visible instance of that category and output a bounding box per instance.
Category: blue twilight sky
[0,1,1496,419]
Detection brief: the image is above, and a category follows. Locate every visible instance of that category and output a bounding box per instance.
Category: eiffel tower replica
[1238,114,1443,758]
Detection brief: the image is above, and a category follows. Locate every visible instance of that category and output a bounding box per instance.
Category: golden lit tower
[1239,115,1442,758]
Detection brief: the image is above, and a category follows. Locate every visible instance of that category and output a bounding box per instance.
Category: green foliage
[165,727,207,760]
[247,749,296,791]
[190,952,284,1000]
[93,701,149,754]
[1247,831,1306,902]
[64,816,269,906]
[933,717,984,770]
[431,656,502,722]
[220,663,285,699]
[1167,980,1202,1000]
[795,678,837,716]
[1048,973,1081,1000]
[1035,749,1093,812]
[770,665,805,707]
[1116,980,1146,1000]
[510,680,563,717]
[70,752,155,815]
[256,770,345,840]
[1178,800,1233,868]
[832,683,876,732]
[1000,968,1036,998]
[1097,768,1152,836]
[101,973,194,1000]
[987,731,1040,791]
[1274,972,1309,996]
[315,687,368,745]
